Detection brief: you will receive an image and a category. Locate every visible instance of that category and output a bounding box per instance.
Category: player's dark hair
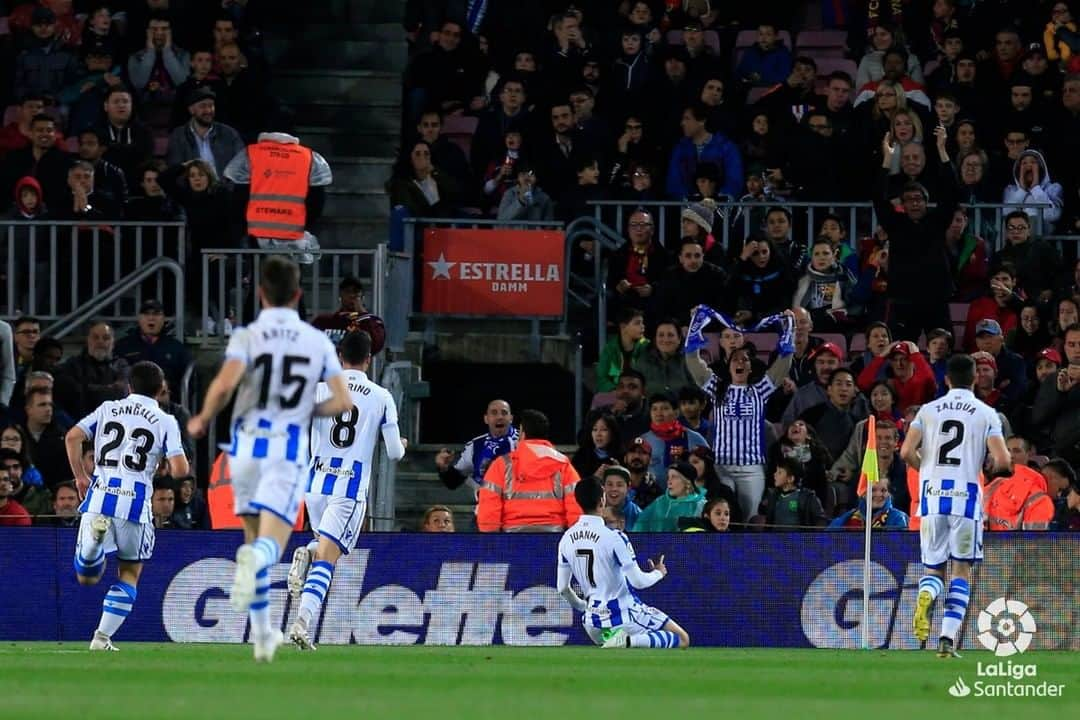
[130,361,165,397]
[574,474,604,512]
[946,353,976,388]
[339,331,372,365]
[260,255,300,306]
[519,409,550,440]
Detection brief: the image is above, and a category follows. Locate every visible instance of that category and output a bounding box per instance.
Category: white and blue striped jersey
[77,394,185,524]
[705,373,776,466]
[225,307,343,465]
[911,388,1002,519]
[558,515,647,629]
[307,369,405,500]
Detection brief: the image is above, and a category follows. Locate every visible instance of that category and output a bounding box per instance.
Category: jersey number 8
[330,406,360,448]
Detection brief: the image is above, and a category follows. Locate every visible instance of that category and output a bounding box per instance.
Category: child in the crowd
[793,238,854,330]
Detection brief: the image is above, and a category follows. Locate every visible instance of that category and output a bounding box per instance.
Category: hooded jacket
[827,494,909,529]
[1002,149,1064,231]
[631,485,705,532]
[666,131,743,200]
[12,176,45,217]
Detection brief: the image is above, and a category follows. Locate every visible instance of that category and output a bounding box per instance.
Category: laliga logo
[977,598,1036,657]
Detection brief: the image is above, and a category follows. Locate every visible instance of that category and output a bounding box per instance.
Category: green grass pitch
[3,644,1078,720]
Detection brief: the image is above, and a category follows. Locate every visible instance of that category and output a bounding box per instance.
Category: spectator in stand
[113,299,192,397]
[96,87,153,185]
[482,130,526,213]
[76,129,127,209]
[415,110,472,194]
[856,24,924,89]
[597,306,649,393]
[854,47,931,111]
[682,497,733,532]
[983,437,1055,530]
[435,398,517,495]
[52,160,122,220]
[54,321,129,420]
[45,482,79,527]
[558,155,607,225]
[730,236,796,323]
[964,263,1024,351]
[667,101,742,201]
[798,367,871,464]
[857,340,939,409]
[999,75,1049,150]
[310,276,386,352]
[419,505,455,532]
[757,458,828,530]
[470,77,531,184]
[171,48,223,129]
[124,162,184,221]
[386,140,462,217]
[631,461,705,532]
[1009,303,1054,368]
[21,387,69,491]
[477,409,582,532]
[874,128,957,341]
[658,237,728,324]
[0,465,31,527]
[404,20,481,121]
[82,5,122,58]
[10,371,73,429]
[926,328,954,396]
[11,318,41,378]
[606,27,650,126]
[973,318,1028,408]
[697,74,740,142]
[165,87,245,181]
[607,208,664,319]
[641,393,708,479]
[127,13,191,112]
[0,95,63,159]
[686,447,742,521]
[0,114,72,212]
[0,447,51,518]
[943,207,990,301]
[996,211,1063,303]
[972,350,1013,415]
[497,163,555,221]
[766,307,822,396]
[170,476,209,529]
[1051,298,1080,352]
[214,42,275,140]
[609,115,661,190]
[978,27,1024,96]
[14,7,79,101]
[792,238,854,331]
[828,480,909,530]
[603,369,649,441]
[635,320,694,398]
[534,101,593,206]
[740,112,785,175]
[601,465,641,531]
[621,436,663,509]
[1043,457,1080,529]
[677,385,713,443]
[151,478,175,529]
[1033,324,1080,466]
[766,419,835,515]
[850,321,893,378]
[756,56,825,132]
[1002,150,1064,233]
[571,412,622,480]
[736,23,793,88]
[781,341,846,425]
[59,42,124,134]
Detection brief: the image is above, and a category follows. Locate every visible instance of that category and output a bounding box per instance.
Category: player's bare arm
[313,373,351,417]
[188,358,247,438]
[64,425,91,498]
[900,425,923,470]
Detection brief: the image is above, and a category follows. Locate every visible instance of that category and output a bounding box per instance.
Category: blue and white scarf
[684,305,795,357]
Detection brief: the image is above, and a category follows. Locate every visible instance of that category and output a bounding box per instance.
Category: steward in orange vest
[476,410,582,532]
[983,464,1055,531]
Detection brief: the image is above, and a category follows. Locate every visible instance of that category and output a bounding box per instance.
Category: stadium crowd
[404,0,1080,532]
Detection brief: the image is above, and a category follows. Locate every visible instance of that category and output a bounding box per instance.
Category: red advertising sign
[421,228,566,317]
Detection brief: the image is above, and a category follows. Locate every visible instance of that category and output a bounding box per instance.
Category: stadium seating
[665,29,722,54]
[794,29,847,57]
[442,114,477,158]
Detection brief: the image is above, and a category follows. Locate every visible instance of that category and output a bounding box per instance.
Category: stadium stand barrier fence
[1,220,186,324]
[7,528,1078,648]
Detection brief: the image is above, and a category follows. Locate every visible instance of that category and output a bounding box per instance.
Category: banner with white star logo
[421,228,566,316]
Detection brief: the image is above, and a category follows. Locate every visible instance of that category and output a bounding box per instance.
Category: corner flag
[856,415,878,497]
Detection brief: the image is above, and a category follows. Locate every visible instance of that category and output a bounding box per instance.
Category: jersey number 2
[575,549,596,587]
[329,407,359,448]
[97,421,154,472]
[253,353,310,409]
[936,419,964,466]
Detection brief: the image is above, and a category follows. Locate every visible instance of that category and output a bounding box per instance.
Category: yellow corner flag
[856,415,878,497]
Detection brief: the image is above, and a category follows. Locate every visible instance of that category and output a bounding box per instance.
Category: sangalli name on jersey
[109,404,161,424]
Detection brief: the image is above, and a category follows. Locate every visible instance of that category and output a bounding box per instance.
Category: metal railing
[198,246,387,340]
[45,258,185,339]
[370,361,429,530]
[1,220,185,322]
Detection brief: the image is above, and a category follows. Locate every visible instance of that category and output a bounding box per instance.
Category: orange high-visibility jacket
[907,467,920,530]
[476,440,582,532]
[245,140,313,240]
[984,465,1055,531]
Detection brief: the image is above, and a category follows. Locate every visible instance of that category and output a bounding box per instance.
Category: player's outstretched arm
[986,435,1012,476]
[65,426,91,499]
[188,358,246,438]
[314,373,351,417]
[899,424,923,470]
[625,555,666,589]
[556,563,587,611]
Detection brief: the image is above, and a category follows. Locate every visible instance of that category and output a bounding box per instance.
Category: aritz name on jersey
[569,529,601,544]
[259,327,300,343]
[109,405,161,424]
[933,399,977,415]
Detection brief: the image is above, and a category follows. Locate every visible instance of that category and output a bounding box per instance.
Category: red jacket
[0,499,32,527]
[857,351,938,409]
[964,296,1019,352]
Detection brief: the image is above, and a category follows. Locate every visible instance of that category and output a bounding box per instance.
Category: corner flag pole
[859,415,878,650]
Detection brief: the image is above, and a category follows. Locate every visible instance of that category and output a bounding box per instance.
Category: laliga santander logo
[977,598,1036,657]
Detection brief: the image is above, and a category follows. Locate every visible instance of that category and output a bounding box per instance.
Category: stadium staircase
[262,0,405,250]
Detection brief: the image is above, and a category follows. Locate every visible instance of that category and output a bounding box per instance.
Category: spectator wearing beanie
[631,460,705,532]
